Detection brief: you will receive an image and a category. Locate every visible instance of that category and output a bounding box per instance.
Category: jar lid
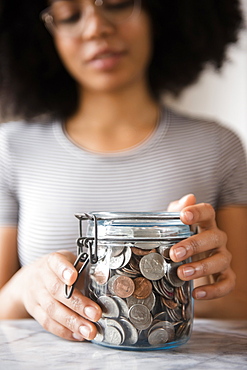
[78,212,192,241]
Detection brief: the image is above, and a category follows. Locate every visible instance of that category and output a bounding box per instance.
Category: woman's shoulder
[0,119,55,145]
[164,105,244,146]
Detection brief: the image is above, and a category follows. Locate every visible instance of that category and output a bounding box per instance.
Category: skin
[0,1,247,342]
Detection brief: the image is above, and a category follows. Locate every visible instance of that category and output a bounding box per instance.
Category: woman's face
[51,0,153,94]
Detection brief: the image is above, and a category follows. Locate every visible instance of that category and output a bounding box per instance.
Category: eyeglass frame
[40,0,142,37]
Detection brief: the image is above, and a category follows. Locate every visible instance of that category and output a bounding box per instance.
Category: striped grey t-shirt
[1,106,247,266]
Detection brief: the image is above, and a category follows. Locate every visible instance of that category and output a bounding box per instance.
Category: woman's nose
[80,5,115,40]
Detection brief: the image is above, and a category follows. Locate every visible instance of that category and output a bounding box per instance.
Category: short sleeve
[216,124,247,208]
[0,124,19,226]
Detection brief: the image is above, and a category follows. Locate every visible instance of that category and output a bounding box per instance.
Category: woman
[0,0,247,342]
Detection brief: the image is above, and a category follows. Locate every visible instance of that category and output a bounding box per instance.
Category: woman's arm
[0,227,19,288]
[0,227,31,318]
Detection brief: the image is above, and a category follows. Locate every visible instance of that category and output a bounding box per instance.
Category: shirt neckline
[53,105,170,158]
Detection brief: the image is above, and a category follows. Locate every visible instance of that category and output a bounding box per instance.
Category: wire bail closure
[64,213,98,299]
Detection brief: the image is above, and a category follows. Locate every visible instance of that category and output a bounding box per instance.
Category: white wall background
[164,0,247,154]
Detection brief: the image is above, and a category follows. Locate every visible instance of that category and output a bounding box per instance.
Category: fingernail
[195,291,207,299]
[183,211,194,222]
[79,325,91,339]
[183,266,195,277]
[84,306,98,321]
[72,332,84,341]
[62,269,73,282]
[174,247,186,259]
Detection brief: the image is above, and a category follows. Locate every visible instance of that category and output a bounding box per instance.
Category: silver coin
[166,306,183,322]
[94,322,104,343]
[120,246,132,268]
[107,275,119,295]
[97,244,109,260]
[98,296,120,318]
[109,253,125,270]
[129,304,153,330]
[119,317,138,345]
[105,318,125,344]
[157,278,174,299]
[153,311,169,322]
[148,328,169,346]
[110,245,125,257]
[176,320,192,339]
[149,320,175,342]
[134,242,160,250]
[166,262,185,287]
[139,253,166,281]
[104,325,123,345]
[158,243,173,261]
[126,292,156,311]
[112,296,129,318]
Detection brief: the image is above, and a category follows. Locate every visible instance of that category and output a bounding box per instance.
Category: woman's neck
[65,83,159,153]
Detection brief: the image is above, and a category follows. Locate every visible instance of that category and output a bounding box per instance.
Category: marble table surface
[0,319,246,370]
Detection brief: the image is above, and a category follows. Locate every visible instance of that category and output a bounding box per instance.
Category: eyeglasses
[40,0,142,37]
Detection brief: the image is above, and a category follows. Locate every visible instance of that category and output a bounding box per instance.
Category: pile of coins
[85,241,192,348]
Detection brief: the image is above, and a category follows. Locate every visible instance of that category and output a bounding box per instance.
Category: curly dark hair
[0,0,244,121]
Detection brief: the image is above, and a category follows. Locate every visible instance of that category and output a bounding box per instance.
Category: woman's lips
[86,51,126,71]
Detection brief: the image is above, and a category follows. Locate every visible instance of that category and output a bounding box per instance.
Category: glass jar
[66,212,193,350]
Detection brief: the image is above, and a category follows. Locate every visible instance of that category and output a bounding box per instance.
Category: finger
[180,202,217,230]
[33,303,85,341]
[170,228,227,262]
[176,250,232,281]
[37,289,98,340]
[192,268,236,300]
[44,269,102,323]
[47,251,79,286]
[167,194,196,212]
[45,253,102,322]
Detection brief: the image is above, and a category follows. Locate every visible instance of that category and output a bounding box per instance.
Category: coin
[112,275,135,298]
[166,262,185,287]
[148,320,175,342]
[121,246,132,268]
[161,296,178,310]
[109,253,125,270]
[110,245,125,257]
[94,322,104,342]
[98,296,120,318]
[175,286,189,304]
[104,325,123,345]
[105,318,125,343]
[148,328,169,346]
[119,317,138,345]
[132,247,157,256]
[158,244,172,261]
[111,296,129,318]
[129,304,153,330]
[133,277,153,299]
[92,261,109,285]
[126,291,156,311]
[139,253,166,281]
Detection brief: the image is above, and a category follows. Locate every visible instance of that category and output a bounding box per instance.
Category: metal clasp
[64,213,99,299]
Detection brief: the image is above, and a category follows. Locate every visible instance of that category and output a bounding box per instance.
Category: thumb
[167,194,196,212]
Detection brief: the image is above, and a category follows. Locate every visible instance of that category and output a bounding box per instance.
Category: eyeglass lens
[45,0,140,36]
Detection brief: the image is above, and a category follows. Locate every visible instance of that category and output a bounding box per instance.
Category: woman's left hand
[167,194,236,300]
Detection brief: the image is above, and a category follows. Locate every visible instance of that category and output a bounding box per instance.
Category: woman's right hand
[19,251,102,341]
